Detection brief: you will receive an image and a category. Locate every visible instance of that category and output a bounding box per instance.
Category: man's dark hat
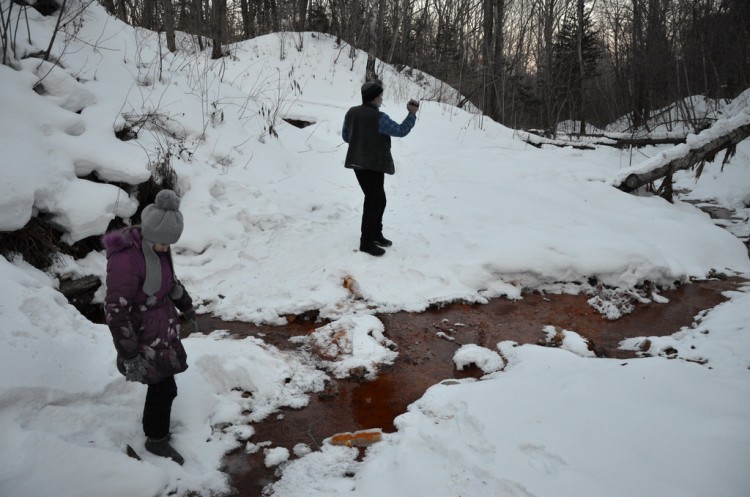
[361,82,384,103]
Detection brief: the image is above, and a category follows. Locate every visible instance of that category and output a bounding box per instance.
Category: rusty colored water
[196,277,745,497]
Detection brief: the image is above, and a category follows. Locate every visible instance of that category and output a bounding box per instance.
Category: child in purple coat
[102,189,196,465]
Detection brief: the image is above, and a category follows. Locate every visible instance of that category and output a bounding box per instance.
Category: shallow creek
[194,276,745,496]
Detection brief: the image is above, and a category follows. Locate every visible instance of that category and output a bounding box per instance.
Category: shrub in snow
[587,288,636,320]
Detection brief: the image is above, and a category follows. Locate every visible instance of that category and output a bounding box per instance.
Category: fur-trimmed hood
[102,227,143,258]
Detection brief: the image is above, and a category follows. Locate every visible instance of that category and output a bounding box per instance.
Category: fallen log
[520,131,595,150]
[58,275,104,322]
[58,275,101,301]
[614,112,750,194]
[605,135,688,148]
[523,129,689,149]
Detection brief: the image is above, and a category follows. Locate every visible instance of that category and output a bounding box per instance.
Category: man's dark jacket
[343,103,395,175]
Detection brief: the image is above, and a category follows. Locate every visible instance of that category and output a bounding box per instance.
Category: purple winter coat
[102,228,192,384]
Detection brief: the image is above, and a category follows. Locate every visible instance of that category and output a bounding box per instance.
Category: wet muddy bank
[193,276,746,497]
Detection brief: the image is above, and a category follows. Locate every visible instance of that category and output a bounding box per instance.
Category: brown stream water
[193,276,745,497]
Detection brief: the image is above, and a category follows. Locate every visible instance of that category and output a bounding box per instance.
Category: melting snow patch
[540,325,596,358]
[265,446,291,467]
[293,443,312,457]
[453,344,505,374]
[290,315,398,379]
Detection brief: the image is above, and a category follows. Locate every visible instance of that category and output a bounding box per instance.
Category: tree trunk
[376,0,386,59]
[193,0,204,51]
[493,0,505,122]
[177,1,187,31]
[211,0,227,59]
[269,0,280,31]
[482,0,505,122]
[240,0,256,39]
[398,0,414,63]
[482,0,494,118]
[541,0,557,132]
[297,0,308,31]
[576,0,585,135]
[161,0,176,52]
[631,0,648,129]
[115,0,127,21]
[386,0,400,62]
[142,0,157,30]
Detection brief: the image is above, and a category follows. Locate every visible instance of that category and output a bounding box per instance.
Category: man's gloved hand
[184,308,199,334]
[123,355,148,382]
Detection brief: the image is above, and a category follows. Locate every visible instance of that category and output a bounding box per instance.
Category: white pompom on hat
[141,190,184,244]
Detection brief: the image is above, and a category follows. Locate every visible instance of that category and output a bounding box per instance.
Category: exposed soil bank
[196,277,745,497]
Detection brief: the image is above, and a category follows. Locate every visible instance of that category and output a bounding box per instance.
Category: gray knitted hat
[141,190,184,244]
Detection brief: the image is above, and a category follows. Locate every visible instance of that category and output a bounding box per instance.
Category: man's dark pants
[354,169,386,243]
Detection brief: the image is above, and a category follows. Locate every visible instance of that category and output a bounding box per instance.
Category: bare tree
[212,0,227,59]
[532,0,571,132]
[296,0,309,30]
[574,0,585,133]
[482,0,506,121]
[240,0,257,38]
[161,0,176,52]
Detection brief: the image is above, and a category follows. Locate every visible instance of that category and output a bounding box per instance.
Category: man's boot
[374,235,392,247]
[359,240,385,256]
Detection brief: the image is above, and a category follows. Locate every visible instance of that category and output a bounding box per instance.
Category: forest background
[87,0,750,136]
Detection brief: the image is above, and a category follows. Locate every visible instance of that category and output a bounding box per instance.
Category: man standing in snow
[102,189,197,465]
[343,82,419,256]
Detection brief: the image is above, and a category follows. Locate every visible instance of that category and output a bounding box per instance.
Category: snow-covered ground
[1,2,749,496]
